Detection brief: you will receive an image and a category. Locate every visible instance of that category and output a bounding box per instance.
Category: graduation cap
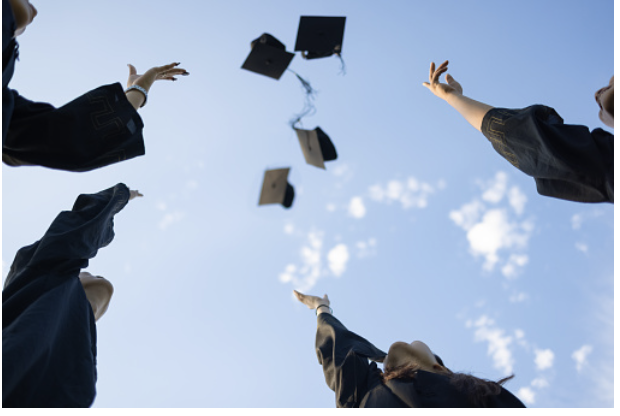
[241,33,295,80]
[294,127,337,169]
[294,16,346,59]
[258,168,295,208]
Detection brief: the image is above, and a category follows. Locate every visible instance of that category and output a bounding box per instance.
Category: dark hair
[381,364,515,407]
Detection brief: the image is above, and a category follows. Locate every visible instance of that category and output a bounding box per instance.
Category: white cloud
[575,242,588,253]
[331,163,354,188]
[481,171,508,203]
[501,254,529,279]
[466,315,514,375]
[348,197,366,219]
[571,209,605,230]
[450,173,534,277]
[327,244,349,277]
[158,211,185,230]
[508,186,527,216]
[278,230,324,292]
[283,223,295,235]
[326,203,336,212]
[448,199,485,230]
[534,348,554,371]
[279,231,360,291]
[367,176,440,210]
[356,238,377,259]
[517,387,536,405]
[531,377,549,389]
[571,214,583,230]
[331,163,349,177]
[571,345,593,372]
[465,209,533,272]
[509,292,529,303]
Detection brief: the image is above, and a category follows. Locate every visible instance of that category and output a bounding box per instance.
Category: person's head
[9,0,37,37]
[595,75,614,128]
[79,272,114,321]
[383,340,450,375]
[381,340,515,407]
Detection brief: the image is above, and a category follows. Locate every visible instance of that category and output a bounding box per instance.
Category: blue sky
[1,0,614,408]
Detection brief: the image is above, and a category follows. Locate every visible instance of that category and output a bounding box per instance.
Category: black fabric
[2,0,17,142]
[481,105,614,203]
[3,84,146,171]
[316,314,525,408]
[316,127,337,161]
[283,183,295,208]
[2,183,130,408]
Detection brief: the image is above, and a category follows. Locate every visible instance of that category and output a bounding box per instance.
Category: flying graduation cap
[294,16,346,59]
[241,33,295,80]
[258,168,295,208]
[294,127,337,169]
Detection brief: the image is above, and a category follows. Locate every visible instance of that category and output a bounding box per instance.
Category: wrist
[125,90,145,110]
[125,85,148,109]
[316,304,332,315]
[443,90,463,104]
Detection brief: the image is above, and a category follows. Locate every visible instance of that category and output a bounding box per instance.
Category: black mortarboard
[294,16,346,59]
[294,127,337,169]
[241,33,295,80]
[258,168,295,208]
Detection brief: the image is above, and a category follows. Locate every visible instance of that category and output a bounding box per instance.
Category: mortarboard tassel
[287,69,317,127]
[336,53,346,75]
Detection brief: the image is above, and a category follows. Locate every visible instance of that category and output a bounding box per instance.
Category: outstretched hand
[126,62,189,92]
[422,60,463,101]
[294,290,330,310]
[128,190,143,201]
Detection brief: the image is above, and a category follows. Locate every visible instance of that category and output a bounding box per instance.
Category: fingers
[293,290,304,301]
[428,60,449,85]
[431,65,448,85]
[154,63,189,82]
[128,64,138,76]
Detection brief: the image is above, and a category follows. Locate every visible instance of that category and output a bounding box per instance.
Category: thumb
[422,82,430,89]
[127,64,138,76]
[323,294,329,303]
[446,74,455,83]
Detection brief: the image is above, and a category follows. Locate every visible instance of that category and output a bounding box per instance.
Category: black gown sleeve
[3,84,145,171]
[2,183,130,299]
[2,184,130,407]
[2,0,18,142]
[316,313,387,408]
[481,105,614,203]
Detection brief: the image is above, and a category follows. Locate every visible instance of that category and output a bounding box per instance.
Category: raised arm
[3,184,141,294]
[423,60,493,131]
[294,290,387,407]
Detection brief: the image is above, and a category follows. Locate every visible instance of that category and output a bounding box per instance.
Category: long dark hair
[381,364,515,407]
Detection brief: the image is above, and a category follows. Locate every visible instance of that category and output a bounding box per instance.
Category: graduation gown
[316,313,525,408]
[2,0,145,172]
[481,105,614,203]
[2,183,130,407]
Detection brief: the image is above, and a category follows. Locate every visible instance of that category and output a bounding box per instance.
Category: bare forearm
[445,92,494,132]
